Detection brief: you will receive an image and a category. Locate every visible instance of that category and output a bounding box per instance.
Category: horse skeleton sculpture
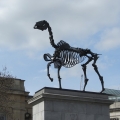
[34,20,105,92]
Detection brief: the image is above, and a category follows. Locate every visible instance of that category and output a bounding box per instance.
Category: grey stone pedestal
[28,87,113,120]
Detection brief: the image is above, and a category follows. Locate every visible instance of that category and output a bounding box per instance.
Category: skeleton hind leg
[92,54,105,92]
[81,56,93,91]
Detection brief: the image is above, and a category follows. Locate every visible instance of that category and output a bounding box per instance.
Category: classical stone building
[103,88,120,120]
[0,78,32,120]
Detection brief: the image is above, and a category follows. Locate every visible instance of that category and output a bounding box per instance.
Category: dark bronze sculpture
[34,20,105,92]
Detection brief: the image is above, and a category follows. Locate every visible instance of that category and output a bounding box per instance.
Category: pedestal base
[28,87,113,120]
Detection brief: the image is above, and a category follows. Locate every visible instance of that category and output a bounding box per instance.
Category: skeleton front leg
[58,66,62,89]
[92,54,105,92]
[81,56,93,91]
[47,61,54,82]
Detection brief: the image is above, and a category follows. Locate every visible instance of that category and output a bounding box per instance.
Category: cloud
[0,0,120,51]
[95,28,120,51]
[1,0,120,94]
[39,69,47,73]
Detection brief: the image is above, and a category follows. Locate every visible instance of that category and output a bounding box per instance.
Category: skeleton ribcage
[59,50,85,68]
[57,40,86,68]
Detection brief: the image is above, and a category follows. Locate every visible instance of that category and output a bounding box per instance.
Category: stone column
[28,87,113,120]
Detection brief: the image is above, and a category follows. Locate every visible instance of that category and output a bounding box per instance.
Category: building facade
[103,88,120,120]
[0,78,32,120]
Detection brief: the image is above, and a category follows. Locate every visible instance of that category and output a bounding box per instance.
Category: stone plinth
[28,87,113,120]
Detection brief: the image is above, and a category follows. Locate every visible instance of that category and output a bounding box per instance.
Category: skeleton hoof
[59,87,62,89]
[50,78,53,82]
[48,74,53,82]
[100,88,105,93]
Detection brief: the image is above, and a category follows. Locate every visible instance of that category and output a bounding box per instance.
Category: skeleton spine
[46,21,58,49]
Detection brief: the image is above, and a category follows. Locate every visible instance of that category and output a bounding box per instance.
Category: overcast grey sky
[0,0,120,95]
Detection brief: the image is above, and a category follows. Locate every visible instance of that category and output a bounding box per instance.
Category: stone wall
[28,87,113,120]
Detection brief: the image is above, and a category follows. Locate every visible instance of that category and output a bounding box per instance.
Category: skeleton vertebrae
[34,20,105,92]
